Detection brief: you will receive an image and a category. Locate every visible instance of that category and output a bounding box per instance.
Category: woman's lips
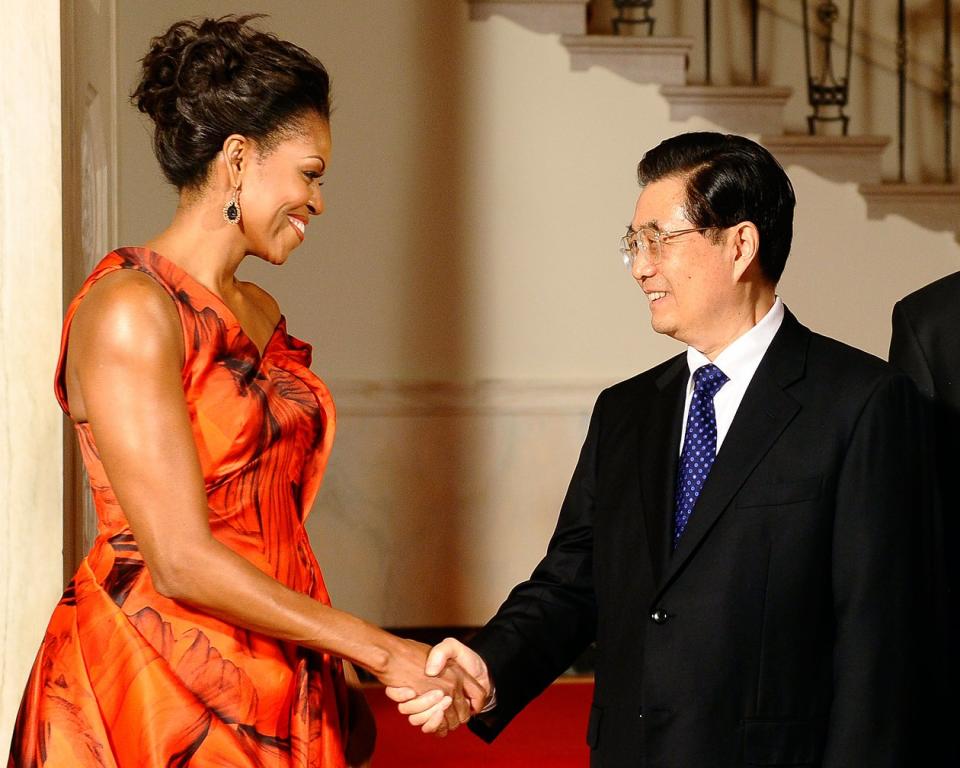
[288,215,306,242]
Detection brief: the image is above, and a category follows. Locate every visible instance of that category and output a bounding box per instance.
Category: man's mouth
[646,291,667,303]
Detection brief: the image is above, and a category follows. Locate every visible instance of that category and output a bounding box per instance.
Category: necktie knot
[692,364,728,399]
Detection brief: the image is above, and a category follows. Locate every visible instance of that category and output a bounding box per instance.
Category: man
[391,132,933,766]
[889,275,958,767]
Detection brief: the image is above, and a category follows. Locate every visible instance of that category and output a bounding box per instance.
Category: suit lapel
[656,310,810,597]
[638,356,687,587]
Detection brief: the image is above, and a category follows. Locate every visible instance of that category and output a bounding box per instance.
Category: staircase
[466,0,959,238]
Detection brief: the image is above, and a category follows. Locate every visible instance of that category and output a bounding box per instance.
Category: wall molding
[468,0,588,35]
[327,379,611,416]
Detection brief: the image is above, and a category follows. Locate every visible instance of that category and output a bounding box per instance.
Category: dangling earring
[223,185,241,225]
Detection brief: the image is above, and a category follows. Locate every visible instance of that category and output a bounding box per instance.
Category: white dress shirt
[680,297,785,453]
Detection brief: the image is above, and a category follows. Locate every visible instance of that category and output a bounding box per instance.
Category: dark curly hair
[637,132,795,284]
[132,15,331,190]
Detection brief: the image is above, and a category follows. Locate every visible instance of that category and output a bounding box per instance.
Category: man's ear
[221,134,248,189]
[730,221,761,281]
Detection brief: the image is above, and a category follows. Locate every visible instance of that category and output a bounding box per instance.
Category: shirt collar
[685,296,785,382]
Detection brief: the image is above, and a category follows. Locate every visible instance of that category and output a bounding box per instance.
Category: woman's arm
[66,271,477,727]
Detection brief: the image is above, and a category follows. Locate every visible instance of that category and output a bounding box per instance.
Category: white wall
[108,2,958,626]
[0,0,64,749]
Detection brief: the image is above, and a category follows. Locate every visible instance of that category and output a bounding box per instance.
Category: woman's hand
[385,638,492,735]
[376,638,484,735]
[343,662,376,768]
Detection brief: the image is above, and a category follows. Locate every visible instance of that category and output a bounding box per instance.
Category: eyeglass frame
[619,224,718,269]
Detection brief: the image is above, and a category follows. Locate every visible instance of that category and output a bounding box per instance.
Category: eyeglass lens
[621,229,659,269]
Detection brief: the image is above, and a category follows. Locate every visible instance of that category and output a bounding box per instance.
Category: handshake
[382,637,492,736]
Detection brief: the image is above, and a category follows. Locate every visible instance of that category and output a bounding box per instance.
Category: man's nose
[632,252,657,281]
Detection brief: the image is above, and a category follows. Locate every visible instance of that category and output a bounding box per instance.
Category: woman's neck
[144,200,248,299]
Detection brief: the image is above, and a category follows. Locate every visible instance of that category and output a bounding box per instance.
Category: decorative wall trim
[467,0,588,35]
[327,379,611,416]
[660,85,793,134]
[62,0,120,580]
[859,183,960,240]
[560,34,693,85]
[108,0,119,249]
[761,134,890,184]
[761,134,890,153]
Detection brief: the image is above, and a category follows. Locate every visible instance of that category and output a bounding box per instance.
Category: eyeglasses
[619,225,714,269]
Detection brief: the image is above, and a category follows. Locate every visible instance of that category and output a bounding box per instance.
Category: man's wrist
[479,686,497,713]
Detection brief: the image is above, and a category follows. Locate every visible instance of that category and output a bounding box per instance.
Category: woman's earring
[223,186,242,225]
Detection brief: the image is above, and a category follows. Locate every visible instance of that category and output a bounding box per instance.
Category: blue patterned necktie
[674,363,729,548]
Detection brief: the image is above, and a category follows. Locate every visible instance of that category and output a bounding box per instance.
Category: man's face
[630,176,738,355]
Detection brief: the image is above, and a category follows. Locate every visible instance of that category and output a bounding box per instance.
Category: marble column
[0,0,64,748]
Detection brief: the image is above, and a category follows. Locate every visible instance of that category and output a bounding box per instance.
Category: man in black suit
[889,274,959,767]
[890,271,960,514]
[390,132,933,766]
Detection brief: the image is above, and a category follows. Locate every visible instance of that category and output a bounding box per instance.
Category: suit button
[650,609,670,625]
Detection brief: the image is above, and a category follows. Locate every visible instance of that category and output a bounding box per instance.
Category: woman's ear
[221,134,248,188]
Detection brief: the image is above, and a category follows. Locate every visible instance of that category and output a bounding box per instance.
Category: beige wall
[105,1,959,627]
[0,0,64,749]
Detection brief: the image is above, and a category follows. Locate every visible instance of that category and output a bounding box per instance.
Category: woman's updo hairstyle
[132,15,330,190]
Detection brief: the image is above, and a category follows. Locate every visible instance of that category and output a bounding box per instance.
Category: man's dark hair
[133,15,331,191]
[637,132,795,284]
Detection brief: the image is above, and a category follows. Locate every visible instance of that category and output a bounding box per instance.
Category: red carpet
[367,679,594,767]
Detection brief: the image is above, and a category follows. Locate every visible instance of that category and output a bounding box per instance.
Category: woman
[9,15,477,767]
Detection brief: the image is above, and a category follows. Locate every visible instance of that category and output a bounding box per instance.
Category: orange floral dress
[8,247,348,767]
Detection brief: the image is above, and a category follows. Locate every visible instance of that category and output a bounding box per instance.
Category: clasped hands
[384,638,492,736]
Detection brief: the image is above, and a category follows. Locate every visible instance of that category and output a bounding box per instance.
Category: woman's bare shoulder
[71,269,183,363]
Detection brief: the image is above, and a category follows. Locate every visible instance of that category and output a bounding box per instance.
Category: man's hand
[377,638,485,735]
[384,638,493,735]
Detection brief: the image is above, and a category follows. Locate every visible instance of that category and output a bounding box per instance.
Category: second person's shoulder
[804,328,920,406]
[894,271,960,333]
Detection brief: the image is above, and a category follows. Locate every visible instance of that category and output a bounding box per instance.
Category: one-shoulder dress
[8,247,349,767]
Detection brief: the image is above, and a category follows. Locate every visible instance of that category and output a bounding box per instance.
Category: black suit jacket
[890,271,960,522]
[469,309,934,767]
[889,273,959,767]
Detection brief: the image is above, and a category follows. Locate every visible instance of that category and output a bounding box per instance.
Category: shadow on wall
[304,0,476,628]
[389,0,470,625]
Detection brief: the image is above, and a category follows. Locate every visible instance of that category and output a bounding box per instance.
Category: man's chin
[649,315,676,337]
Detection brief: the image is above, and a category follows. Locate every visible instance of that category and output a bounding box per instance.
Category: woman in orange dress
[8,15,479,768]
